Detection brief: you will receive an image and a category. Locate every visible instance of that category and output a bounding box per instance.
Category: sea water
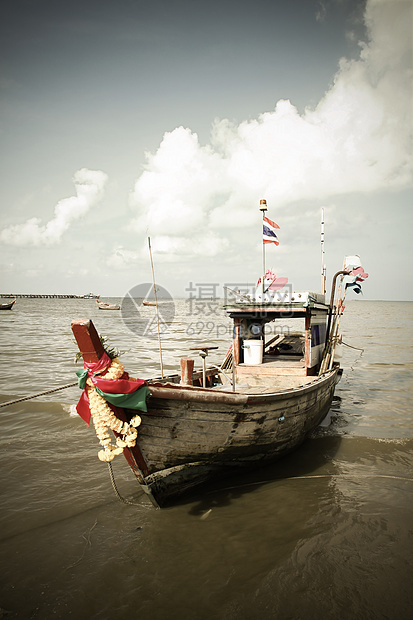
[0,299,412,619]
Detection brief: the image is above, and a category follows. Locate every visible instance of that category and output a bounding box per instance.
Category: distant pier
[0,293,100,299]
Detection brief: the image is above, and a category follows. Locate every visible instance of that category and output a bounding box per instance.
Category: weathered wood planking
[133,372,336,472]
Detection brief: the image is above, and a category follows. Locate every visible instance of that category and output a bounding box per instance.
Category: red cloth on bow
[76,353,145,425]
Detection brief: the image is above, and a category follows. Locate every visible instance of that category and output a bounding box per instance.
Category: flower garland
[86,357,142,462]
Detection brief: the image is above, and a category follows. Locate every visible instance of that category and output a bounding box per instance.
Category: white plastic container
[243,340,263,365]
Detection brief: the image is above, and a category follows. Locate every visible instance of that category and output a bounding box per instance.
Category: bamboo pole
[326,277,351,372]
[148,237,164,378]
[319,269,350,375]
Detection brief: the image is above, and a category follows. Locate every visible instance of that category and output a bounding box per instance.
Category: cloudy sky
[1,0,412,300]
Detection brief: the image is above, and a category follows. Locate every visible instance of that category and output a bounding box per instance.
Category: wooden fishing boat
[71,202,367,507]
[0,299,16,310]
[72,282,350,508]
[142,299,156,306]
[96,300,120,310]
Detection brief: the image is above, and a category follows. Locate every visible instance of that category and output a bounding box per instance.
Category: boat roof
[224,291,329,319]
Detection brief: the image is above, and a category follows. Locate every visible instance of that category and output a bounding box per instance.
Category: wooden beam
[237,364,306,377]
[71,319,105,363]
[233,318,241,365]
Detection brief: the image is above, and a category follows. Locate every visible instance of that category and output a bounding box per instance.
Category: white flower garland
[86,358,142,462]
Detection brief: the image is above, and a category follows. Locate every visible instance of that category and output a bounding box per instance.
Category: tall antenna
[259,199,267,298]
[321,208,326,295]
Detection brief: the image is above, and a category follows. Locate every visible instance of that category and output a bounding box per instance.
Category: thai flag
[263,216,280,245]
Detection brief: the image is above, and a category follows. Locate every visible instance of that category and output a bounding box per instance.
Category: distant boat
[96,300,120,310]
[0,299,16,310]
[142,299,156,306]
[84,292,100,299]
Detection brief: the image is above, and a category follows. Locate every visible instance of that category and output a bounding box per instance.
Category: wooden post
[233,318,241,365]
[71,319,105,363]
[180,358,194,385]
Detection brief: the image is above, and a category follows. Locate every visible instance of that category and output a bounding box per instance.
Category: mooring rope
[341,341,364,352]
[107,461,142,506]
[1,382,143,507]
[212,472,413,494]
[0,382,78,408]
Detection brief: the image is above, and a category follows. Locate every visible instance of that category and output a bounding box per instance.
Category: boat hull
[0,300,15,310]
[128,368,340,506]
[97,303,120,310]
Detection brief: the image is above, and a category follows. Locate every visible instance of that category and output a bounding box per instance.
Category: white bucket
[243,340,263,365]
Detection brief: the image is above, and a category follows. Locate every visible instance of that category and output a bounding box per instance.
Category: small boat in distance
[96,300,120,310]
[0,299,16,310]
[142,299,157,306]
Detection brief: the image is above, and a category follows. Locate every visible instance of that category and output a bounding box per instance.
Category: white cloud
[130,127,226,236]
[129,0,412,258]
[106,246,142,269]
[0,168,108,246]
[150,233,229,260]
[106,230,229,270]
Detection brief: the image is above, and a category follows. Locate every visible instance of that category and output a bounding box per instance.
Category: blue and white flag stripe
[263,215,279,245]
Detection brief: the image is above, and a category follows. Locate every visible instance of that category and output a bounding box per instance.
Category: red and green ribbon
[75,353,149,425]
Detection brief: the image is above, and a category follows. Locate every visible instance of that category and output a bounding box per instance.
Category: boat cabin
[224,291,329,379]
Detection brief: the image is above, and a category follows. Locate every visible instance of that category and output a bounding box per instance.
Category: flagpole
[259,199,267,299]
